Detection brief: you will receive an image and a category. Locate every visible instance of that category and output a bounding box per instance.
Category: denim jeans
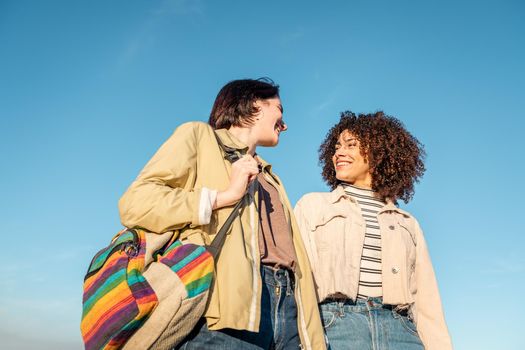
[176,265,300,350]
[320,297,424,350]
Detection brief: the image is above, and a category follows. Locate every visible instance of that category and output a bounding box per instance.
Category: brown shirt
[256,172,297,271]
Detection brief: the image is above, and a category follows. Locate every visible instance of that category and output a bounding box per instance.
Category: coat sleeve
[413,220,453,350]
[118,122,212,233]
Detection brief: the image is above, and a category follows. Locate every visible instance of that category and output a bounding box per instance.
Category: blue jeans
[320,297,424,350]
[176,265,300,350]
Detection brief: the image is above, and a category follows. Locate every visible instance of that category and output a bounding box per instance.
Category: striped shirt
[342,183,385,299]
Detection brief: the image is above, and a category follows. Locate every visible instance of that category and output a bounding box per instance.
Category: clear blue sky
[1,1,524,349]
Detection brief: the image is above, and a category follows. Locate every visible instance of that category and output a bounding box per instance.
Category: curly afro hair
[319,111,426,203]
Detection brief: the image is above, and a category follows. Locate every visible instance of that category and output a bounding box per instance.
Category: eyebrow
[336,138,357,145]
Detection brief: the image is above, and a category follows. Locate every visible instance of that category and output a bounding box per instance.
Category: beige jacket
[294,186,452,350]
[119,121,326,350]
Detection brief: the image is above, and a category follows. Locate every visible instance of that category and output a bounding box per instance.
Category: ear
[254,99,270,108]
[253,100,267,120]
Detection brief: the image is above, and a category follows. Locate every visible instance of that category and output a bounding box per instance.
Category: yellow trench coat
[119,121,326,350]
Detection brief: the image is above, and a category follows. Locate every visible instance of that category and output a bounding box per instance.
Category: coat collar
[378,202,412,218]
[329,185,412,218]
[214,128,278,185]
[215,128,249,153]
[328,185,350,204]
[256,155,279,185]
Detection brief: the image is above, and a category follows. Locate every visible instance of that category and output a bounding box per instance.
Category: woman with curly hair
[294,111,452,350]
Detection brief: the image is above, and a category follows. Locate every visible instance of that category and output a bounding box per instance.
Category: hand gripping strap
[207,131,252,260]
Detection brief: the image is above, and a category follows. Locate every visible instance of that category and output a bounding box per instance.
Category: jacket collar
[256,155,280,185]
[215,128,249,153]
[328,185,350,204]
[329,185,411,218]
[378,202,411,218]
[214,128,279,185]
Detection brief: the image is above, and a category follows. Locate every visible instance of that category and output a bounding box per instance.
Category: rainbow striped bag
[81,228,214,350]
[81,131,248,349]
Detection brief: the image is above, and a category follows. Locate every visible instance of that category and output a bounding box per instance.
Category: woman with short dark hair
[119,78,326,350]
[294,111,452,350]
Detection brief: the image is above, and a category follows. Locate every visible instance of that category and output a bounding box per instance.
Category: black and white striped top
[343,183,385,299]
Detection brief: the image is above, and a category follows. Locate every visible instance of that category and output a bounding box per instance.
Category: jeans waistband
[321,296,382,305]
[320,297,408,316]
[261,265,295,289]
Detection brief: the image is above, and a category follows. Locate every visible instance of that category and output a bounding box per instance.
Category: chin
[335,173,352,183]
[260,138,279,147]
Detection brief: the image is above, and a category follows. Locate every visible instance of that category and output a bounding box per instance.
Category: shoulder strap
[206,131,250,260]
[213,130,243,163]
[206,195,247,260]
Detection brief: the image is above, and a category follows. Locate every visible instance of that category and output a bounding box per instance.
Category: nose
[334,147,344,157]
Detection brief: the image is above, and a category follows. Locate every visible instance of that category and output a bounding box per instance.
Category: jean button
[391,267,399,274]
[389,225,395,230]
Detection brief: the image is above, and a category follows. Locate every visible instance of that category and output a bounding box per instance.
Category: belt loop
[272,267,279,283]
[272,268,282,297]
[285,270,292,296]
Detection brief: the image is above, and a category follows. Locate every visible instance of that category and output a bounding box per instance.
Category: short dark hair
[209,78,280,129]
[319,111,426,203]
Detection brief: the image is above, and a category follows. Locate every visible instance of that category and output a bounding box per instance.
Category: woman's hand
[213,154,259,209]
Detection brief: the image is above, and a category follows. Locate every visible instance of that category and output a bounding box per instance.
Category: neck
[345,176,373,190]
[228,126,257,155]
[352,182,372,190]
[343,181,372,190]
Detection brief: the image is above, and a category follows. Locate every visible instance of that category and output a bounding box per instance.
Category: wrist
[213,190,238,209]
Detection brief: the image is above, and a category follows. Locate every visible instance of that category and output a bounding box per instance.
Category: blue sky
[1,0,524,349]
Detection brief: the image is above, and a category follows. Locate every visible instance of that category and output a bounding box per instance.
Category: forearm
[119,180,204,233]
[213,190,242,209]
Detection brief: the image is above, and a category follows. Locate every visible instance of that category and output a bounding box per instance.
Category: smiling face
[332,129,373,188]
[252,97,287,147]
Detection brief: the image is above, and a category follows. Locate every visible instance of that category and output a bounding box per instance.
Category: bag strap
[206,131,253,260]
[213,130,243,163]
[205,194,247,260]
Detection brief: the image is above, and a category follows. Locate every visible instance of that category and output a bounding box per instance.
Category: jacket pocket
[308,206,349,232]
[310,213,350,252]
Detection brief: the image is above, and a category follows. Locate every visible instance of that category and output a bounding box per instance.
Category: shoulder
[392,207,420,228]
[391,209,425,244]
[174,121,213,135]
[154,121,216,155]
[294,192,331,228]
[381,202,421,225]
[295,192,334,210]
[168,121,216,145]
